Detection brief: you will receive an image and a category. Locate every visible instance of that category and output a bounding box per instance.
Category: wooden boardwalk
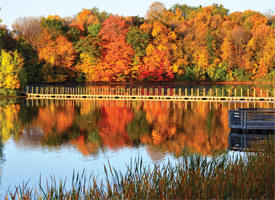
[26,86,275,102]
[229,108,275,131]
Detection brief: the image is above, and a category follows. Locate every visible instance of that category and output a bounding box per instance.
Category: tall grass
[7,140,274,199]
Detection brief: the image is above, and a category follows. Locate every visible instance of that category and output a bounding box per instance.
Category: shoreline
[28,81,275,86]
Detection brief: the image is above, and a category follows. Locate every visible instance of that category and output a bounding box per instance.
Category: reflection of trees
[12,99,273,157]
[98,106,133,149]
[0,102,21,143]
[127,107,149,146]
[146,145,165,162]
[140,102,230,156]
[0,99,22,183]
[35,104,75,136]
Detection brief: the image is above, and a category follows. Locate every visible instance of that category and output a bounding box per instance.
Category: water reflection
[1,99,273,158]
[229,132,274,151]
[0,98,274,195]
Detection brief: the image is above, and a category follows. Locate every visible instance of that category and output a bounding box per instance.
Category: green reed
[7,140,274,200]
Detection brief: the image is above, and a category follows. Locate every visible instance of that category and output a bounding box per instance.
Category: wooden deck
[229,108,275,130]
[26,86,275,103]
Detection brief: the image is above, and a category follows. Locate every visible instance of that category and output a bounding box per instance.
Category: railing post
[178,88,181,96]
[191,88,193,96]
[185,88,187,96]
[244,111,247,129]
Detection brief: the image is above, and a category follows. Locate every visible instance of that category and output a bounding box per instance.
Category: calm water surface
[0,85,274,195]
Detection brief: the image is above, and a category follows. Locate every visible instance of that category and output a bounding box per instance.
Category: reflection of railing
[229,108,275,130]
[25,99,275,112]
[25,86,275,102]
[228,132,274,151]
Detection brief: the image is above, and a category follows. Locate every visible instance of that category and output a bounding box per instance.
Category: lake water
[0,85,274,196]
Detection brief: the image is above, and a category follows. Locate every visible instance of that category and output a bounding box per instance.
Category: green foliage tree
[15,38,42,83]
[0,27,17,50]
[87,23,101,37]
[126,26,149,62]
[170,4,198,19]
[40,16,67,36]
[74,35,101,63]
[90,7,110,23]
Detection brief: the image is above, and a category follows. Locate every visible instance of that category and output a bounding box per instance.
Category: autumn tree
[90,7,109,23]
[170,4,198,19]
[98,15,135,81]
[138,44,173,81]
[0,50,25,90]
[40,15,66,36]
[12,17,42,47]
[36,30,76,82]
[74,35,102,81]
[70,9,99,32]
[146,1,166,21]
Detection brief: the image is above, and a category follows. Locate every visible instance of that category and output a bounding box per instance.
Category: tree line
[0,2,275,91]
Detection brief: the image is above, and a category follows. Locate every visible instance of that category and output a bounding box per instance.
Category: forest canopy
[0,2,275,90]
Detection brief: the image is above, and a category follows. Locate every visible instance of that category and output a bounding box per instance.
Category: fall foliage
[1,3,275,91]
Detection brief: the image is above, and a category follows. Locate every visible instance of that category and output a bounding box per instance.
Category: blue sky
[0,0,274,29]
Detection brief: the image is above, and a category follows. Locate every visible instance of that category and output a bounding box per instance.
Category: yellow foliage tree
[0,50,24,90]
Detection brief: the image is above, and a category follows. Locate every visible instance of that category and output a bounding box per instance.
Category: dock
[228,108,275,131]
[26,86,275,102]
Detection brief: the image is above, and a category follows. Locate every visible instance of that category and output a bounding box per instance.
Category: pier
[228,108,275,151]
[229,108,275,131]
[26,86,275,102]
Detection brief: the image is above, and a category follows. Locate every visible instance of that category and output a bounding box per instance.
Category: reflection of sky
[0,138,175,197]
[0,96,274,196]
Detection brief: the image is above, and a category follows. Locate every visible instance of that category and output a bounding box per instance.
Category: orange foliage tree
[37,30,76,69]
[70,9,99,32]
[98,15,135,81]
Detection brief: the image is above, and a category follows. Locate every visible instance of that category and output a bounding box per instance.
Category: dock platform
[229,108,275,131]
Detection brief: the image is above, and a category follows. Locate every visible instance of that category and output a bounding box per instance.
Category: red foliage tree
[98,15,135,81]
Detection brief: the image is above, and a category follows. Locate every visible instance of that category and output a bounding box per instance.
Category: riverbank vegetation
[0,2,275,93]
[6,140,274,199]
